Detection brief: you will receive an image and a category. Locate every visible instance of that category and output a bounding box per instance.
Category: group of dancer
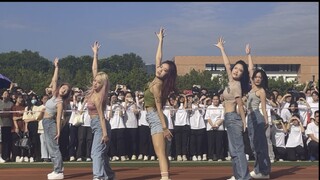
[43,27,271,180]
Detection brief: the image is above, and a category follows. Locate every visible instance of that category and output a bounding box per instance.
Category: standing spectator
[189,95,206,161]
[107,93,126,162]
[305,110,319,161]
[123,91,139,160]
[246,44,271,179]
[136,91,156,161]
[41,57,72,180]
[309,91,319,119]
[214,37,250,180]
[12,94,26,162]
[76,102,93,162]
[82,41,115,180]
[163,95,176,161]
[0,90,14,162]
[22,95,41,162]
[204,93,225,161]
[37,95,50,162]
[174,94,190,161]
[143,27,177,180]
[68,89,83,161]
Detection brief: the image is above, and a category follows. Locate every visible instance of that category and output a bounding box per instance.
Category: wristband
[162,127,168,131]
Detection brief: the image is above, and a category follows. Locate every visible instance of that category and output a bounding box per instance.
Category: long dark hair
[233,60,250,96]
[54,82,72,108]
[160,60,177,107]
[252,69,269,91]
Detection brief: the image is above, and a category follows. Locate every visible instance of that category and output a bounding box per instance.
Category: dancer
[42,58,72,180]
[214,37,250,180]
[83,41,115,180]
[144,27,177,180]
[246,44,271,179]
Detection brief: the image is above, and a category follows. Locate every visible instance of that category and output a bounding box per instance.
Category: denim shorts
[146,108,166,135]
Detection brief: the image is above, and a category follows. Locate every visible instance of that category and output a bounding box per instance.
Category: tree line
[0,50,306,96]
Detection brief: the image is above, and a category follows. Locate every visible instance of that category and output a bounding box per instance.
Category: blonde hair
[85,72,110,110]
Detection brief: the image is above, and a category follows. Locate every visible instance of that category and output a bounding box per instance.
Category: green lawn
[0,160,318,169]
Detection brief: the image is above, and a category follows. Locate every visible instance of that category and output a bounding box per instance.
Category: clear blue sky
[0,2,318,65]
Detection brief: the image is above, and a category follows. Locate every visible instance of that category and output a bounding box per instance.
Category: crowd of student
[0,80,318,164]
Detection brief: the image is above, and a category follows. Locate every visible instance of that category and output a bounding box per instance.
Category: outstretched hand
[91,41,101,54]
[54,57,59,67]
[155,27,165,40]
[214,36,225,50]
[245,44,251,55]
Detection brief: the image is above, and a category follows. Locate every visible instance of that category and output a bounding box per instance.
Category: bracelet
[162,127,168,131]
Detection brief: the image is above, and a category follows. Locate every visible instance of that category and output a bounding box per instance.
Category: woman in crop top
[144,27,177,180]
[215,37,250,180]
[82,41,115,180]
[42,58,72,180]
[246,44,271,179]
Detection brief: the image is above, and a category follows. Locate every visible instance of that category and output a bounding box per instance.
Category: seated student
[285,114,306,161]
[305,110,319,161]
[271,118,288,161]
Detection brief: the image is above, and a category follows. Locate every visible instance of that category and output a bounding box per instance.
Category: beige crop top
[222,81,242,104]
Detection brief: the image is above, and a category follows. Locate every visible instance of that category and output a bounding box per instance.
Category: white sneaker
[227,176,236,180]
[217,159,222,162]
[120,156,126,161]
[86,158,92,162]
[208,159,213,162]
[182,155,187,161]
[16,156,22,163]
[192,155,197,161]
[150,156,156,161]
[245,154,249,161]
[138,154,143,160]
[76,158,82,162]
[225,156,231,161]
[47,171,64,179]
[29,157,34,163]
[111,156,117,161]
[177,155,182,161]
[270,159,275,163]
[202,154,207,161]
[197,155,202,161]
[131,155,137,160]
[279,159,284,162]
[250,171,270,179]
[143,155,149,161]
[69,156,75,161]
[168,156,172,161]
[23,156,29,162]
[0,157,5,163]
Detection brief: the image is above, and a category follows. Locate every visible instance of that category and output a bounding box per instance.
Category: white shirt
[204,104,224,131]
[305,121,319,145]
[271,125,287,148]
[123,102,138,128]
[309,101,319,118]
[189,104,206,130]
[163,105,175,130]
[138,110,148,126]
[286,125,304,148]
[108,104,125,129]
[174,103,190,126]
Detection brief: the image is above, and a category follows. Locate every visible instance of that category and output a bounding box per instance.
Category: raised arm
[246,44,254,83]
[215,37,232,82]
[91,41,101,78]
[155,27,165,69]
[51,58,59,94]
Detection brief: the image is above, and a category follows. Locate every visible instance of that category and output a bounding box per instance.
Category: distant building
[173,56,318,84]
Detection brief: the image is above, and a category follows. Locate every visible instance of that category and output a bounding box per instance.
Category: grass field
[0,160,318,168]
